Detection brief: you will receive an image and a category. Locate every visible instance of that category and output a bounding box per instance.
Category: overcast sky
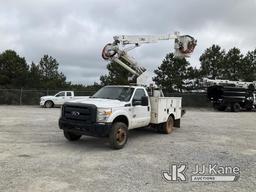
[0,0,256,85]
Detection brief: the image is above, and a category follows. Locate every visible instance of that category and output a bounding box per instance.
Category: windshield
[92,87,134,101]
[55,92,65,97]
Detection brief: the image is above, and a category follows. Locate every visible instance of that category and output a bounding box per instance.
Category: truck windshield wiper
[90,96,121,101]
[91,97,112,99]
[102,97,121,101]
[103,97,115,100]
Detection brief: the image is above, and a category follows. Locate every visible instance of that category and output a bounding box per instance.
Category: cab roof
[104,85,146,89]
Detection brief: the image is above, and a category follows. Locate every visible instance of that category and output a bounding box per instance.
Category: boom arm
[203,78,256,89]
[113,34,178,45]
[102,32,197,84]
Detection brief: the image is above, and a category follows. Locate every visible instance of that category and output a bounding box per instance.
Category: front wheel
[63,131,82,141]
[109,122,128,149]
[45,100,54,108]
[246,107,252,111]
[213,103,226,111]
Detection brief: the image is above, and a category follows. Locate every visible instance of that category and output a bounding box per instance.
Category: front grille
[62,103,97,123]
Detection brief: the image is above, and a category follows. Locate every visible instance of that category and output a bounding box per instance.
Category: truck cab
[59,85,182,149]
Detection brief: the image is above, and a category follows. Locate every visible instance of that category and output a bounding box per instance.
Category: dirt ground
[0,106,255,192]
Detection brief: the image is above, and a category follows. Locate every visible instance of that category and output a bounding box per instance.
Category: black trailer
[207,85,255,112]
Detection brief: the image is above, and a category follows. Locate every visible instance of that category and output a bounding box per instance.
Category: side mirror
[141,96,149,106]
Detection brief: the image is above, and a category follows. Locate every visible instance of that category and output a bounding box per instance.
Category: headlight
[97,108,112,122]
[40,97,45,101]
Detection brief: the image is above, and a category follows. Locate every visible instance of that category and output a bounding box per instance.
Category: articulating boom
[203,78,256,89]
[102,32,197,84]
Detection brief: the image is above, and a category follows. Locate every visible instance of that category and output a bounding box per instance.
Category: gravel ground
[0,106,255,192]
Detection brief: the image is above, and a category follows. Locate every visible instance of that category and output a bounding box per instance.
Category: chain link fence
[0,88,211,107]
[0,89,97,105]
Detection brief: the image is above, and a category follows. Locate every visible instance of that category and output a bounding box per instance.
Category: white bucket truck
[59,32,196,149]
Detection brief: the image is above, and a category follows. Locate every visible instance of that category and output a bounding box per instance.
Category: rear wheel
[232,103,241,112]
[109,122,128,149]
[162,116,174,134]
[63,131,81,141]
[45,100,54,108]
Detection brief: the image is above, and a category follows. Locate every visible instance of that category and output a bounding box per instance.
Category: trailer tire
[162,116,174,134]
[232,103,241,112]
[45,100,54,108]
[63,131,81,141]
[109,122,128,149]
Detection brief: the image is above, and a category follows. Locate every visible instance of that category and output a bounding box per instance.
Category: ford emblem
[71,111,80,117]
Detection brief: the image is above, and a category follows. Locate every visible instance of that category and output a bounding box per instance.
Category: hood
[68,98,127,108]
[41,96,54,99]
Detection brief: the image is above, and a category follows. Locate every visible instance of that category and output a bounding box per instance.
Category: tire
[213,104,226,111]
[213,103,219,110]
[45,100,54,108]
[217,106,226,111]
[109,122,128,149]
[63,131,81,141]
[246,107,252,111]
[162,116,174,134]
[232,103,241,112]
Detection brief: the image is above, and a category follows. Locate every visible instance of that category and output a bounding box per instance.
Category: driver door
[54,91,66,105]
[131,89,150,128]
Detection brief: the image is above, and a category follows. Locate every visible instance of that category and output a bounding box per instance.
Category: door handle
[147,106,150,111]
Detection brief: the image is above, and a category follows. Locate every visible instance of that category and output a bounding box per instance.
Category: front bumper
[40,100,45,106]
[59,118,112,137]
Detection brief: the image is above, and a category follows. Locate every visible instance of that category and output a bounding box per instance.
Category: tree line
[0,50,66,89]
[0,50,100,90]
[101,45,256,92]
[1,45,256,92]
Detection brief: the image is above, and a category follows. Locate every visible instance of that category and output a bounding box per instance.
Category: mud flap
[174,119,180,128]
[181,109,186,117]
